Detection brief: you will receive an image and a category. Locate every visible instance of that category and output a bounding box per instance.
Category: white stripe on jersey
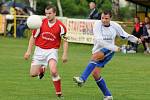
[59,24,65,36]
[34,28,41,38]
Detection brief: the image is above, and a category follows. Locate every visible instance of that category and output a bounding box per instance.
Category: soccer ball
[27,15,42,29]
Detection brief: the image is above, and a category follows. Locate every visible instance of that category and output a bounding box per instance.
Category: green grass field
[0,37,150,100]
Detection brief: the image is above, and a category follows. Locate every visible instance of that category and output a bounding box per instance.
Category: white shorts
[31,46,58,67]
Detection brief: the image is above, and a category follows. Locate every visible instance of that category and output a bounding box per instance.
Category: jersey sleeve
[93,21,103,40]
[58,21,67,40]
[32,18,45,38]
[59,23,67,36]
[112,21,130,38]
[32,28,40,38]
[112,21,138,43]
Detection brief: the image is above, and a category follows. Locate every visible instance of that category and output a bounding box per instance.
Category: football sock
[80,61,97,81]
[96,77,111,96]
[52,75,62,95]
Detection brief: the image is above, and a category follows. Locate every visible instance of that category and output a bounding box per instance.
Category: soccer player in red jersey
[24,5,68,98]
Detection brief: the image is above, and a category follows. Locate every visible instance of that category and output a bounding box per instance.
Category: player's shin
[38,66,45,79]
[95,77,112,96]
[80,61,97,81]
[52,75,62,96]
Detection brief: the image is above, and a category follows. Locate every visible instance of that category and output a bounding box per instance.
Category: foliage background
[1,0,136,20]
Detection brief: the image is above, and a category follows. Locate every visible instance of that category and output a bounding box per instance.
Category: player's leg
[48,59,62,97]
[38,65,46,79]
[30,64,45,78]
[73,51,104,86]
[141,38,147,52]
[144,38,150,53]
[92,67,113,100]
[80,51,104,81]
[30,46,47,79]
[30,57,46,79]
[93,50,114,100]
[147,37,150,53]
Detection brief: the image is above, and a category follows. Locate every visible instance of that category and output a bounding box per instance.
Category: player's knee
[92,72,100,80]
[51,71,58,77]
[92,71,99,76]
[92,69,101,79]
[92,54,104,61]
[50,67,58,76]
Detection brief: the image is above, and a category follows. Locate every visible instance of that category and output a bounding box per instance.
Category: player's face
[134,18,139,23]
[89,2,96,9]
[101,13,111,26]
[145,17,150,24]
[45,8,56,21]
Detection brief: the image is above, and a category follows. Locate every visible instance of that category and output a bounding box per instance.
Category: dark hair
[89,1,96,4]
[45,5,56,13]
[89,0,96,4]
[102,10,112,18]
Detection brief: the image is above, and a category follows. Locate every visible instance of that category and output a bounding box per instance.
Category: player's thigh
[91,51,104,61]
[30,65,41,76]
[92,67,102,79]
[48,59,58,76]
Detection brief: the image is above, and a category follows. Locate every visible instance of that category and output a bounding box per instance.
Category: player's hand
[118,47,121,52]
[115,47,121,52]
[140,36,145,41]
[137,38,142,44]
[24,52,30,60]
[62,54,68,63]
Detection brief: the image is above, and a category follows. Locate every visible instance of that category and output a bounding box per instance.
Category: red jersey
[32,18,67,49]
[134,23,140,32]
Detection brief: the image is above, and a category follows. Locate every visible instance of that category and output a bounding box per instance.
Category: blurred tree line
[35,0,135,21]
[1,0,136,21]
[35,0,112,18]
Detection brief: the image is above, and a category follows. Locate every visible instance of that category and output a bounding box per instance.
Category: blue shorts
[96,48,115,67]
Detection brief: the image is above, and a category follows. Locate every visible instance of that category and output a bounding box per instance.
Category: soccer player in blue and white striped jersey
[73,10,141,100]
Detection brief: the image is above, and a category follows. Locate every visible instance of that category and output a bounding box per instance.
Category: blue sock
[96,77,111,96]
[80,61,97,81]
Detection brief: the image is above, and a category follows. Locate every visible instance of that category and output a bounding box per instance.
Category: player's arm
[24,35,35,60]
[114,22,141,44]
[60,24,68,63]
[127,35,141,44]
[62,38,68,63]
[24,28,40,60]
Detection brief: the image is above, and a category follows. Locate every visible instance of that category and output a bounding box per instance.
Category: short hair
[102,10,112,18]
[89,1,96,4]
[45,5,56,13]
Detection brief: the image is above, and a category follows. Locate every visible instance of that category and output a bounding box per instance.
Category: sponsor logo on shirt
[42,32,56,41]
